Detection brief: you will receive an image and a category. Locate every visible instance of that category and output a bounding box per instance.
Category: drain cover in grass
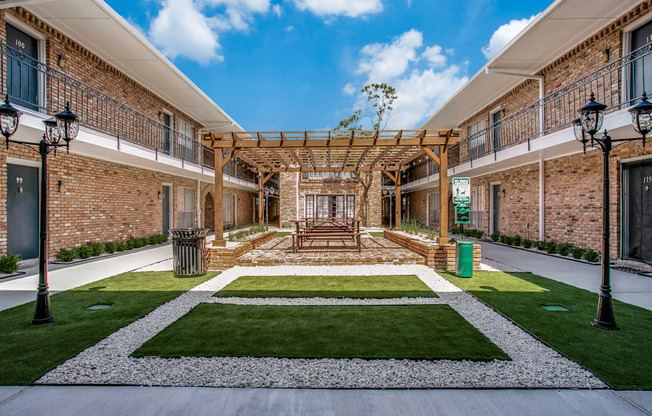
[541,305,569,311]
[86,304,111,310]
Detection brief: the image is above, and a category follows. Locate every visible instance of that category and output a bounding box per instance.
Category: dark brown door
[7,164,39,259]
[626,161,652,261]
[6,23,39,110]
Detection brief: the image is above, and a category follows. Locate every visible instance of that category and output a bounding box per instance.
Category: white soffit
[423,0,643,130]
[17,0,244,131]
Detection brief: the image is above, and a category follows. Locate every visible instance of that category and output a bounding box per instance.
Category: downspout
[485,68,545,140]
[539,158,545,240]
[196,178,201,227]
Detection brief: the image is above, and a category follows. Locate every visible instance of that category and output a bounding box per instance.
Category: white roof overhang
[7,0,244,132]
[422,0,643,129]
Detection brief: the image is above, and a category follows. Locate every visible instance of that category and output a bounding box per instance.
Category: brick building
[0,2,261,259]
[400,0,652,261]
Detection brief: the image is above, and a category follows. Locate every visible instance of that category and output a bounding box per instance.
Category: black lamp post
[0,96,79,325]
[573,92,652,330]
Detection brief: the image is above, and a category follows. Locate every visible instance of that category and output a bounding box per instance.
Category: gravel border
[37,265,605,389]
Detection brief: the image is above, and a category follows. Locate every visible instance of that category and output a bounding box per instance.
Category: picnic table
[291,218,362,252]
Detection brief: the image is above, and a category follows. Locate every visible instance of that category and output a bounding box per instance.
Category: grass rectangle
[368,232,385,237]
[133,303,508,360]
[214,275,438,298]
[0,271,217,385]
[442,271,652,390]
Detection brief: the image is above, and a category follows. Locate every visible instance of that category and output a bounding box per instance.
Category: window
[305,195,356,218]
[630,20,652,103]
[468,119,486,160]
[178,120,195,161]
[223,193,232,223]
[470,186,485,229]
[302,172,357,180]
[431,192,440,225]
[178,187,195,228]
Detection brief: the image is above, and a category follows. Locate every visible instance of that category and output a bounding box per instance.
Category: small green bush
[90,242,103,257]
[148,236,156,245]
[505,236,514,245]
[117,242,128,252]
[499,235,507,244]
[571,247,585,259]
[450,226,460,235]
[584,249,600,263]
[78,246,93,259]
[490,233,500,242]
[160,234,168,243]
[59,248,77,262]
[104,241,117,254]
[512,235,522,246]
[126,239,135,250]
[557,243,573,256]
[535,240,547,250]
[522,239,533,249]
[473,229,485,239]
[0,253,21,273]
[545,242,557,254]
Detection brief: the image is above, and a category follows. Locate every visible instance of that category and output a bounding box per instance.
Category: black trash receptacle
[170,228,209,278]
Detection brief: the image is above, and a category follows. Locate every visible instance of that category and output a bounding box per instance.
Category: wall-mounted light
[157,190,162,200]
[502,108,506,116]
[603,48,611,63]
[57,180,64,193]
[57,54,65,69]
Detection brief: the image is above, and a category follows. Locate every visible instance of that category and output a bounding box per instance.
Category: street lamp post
[573,92,652,330]
[0,97,79,325]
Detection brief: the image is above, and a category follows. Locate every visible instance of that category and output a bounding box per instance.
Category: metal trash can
[455,241,474,278]
[170,228,209,278]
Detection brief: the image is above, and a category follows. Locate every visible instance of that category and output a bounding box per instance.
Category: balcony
[0,42,256,185]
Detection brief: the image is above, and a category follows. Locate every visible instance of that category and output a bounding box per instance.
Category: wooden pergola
[200,129,461,247]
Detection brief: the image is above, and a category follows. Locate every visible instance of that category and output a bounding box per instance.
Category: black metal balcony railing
[0,42,256,184]
[455,40,652,166]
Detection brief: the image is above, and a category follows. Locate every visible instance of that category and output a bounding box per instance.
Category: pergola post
[258,172,264,224]
[395,172,401,230]
[438,144,450,245]
[213,149,226,247]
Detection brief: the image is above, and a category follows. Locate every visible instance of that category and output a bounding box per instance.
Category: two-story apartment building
[402,0,652,261]
[0,1,263,260]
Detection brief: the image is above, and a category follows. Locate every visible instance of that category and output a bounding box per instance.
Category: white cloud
[349,29,468,129]
[481,14,538,60]
[272,4,282,16]
[342,82,356,96]
[149,0,271,63]
[149,0,223,64]
[293,0,383,18]
[285,25,294,32]
[357,29,422,82]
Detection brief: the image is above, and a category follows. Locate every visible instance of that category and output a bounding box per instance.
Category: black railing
[0,42,256,184]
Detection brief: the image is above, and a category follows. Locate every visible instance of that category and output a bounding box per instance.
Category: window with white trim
[178,120,195,161]
[468,119,485,160]
[431,192,440,225]
[178,187,195,228]
[470,186,485,229]
[223,193,232,224]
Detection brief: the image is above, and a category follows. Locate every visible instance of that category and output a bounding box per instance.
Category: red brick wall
[200,182,257,227]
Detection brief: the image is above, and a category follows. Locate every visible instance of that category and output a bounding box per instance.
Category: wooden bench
[292,232,363,253]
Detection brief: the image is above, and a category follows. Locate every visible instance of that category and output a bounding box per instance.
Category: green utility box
[455,241,474,278]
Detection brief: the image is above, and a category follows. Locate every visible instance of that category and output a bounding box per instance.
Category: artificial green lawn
[442,271,652,390]
[0,271,216,385]
[133,303,508,360]
[368,232,385,237]
[214,275,438,298]
[276,231,292,237]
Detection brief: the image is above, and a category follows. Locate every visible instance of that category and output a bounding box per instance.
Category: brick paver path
[237,236,426,266]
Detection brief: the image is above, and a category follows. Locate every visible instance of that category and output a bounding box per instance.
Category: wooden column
[258,173,264,224]
[438,144,450,245]
[213,149,226,247]
[395,172,402,230]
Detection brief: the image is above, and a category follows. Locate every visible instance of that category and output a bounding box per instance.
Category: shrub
[473,229,485,239]
[90,242,103,257]
[499,235,507,244]
[490,233,500,242]
[571,247,585,259]
[512,235,522,247]
[140,238,148,247]
[505,236,514,245]
[78,246,93,259]
[104,242,117,254]
[160,234,168,243]
[125,239,135,250]
[59,248,77,262]
[148,236,156,245]
[584,249,600,263]
[535,240,547,250]
[545,242,557,254]
[450,226,460,235]
[116,242,128,252]
[0,253,21,273]
[522,239,533,249]
[557,243,573,256]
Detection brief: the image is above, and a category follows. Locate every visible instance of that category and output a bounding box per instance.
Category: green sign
[452,177,471,204]
[455,203,470,224]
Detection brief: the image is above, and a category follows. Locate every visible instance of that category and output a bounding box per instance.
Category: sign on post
[455,203,470,224]
[452,177,471,204]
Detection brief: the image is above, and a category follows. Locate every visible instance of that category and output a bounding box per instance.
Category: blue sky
[106,0,550,131]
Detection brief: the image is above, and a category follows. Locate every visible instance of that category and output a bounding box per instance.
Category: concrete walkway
[0,244,172,311]
[0,386,650,416]
[476,240,652,311]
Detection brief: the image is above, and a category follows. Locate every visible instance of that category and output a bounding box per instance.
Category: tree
[335,83,398,226]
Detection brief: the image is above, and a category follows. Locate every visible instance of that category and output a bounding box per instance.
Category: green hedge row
[58,234,169,262]
[450,227,485,239]
[490,232,600,262]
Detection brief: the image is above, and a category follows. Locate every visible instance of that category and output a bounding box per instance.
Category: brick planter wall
[384,230,481,271]
[206,230,276,270]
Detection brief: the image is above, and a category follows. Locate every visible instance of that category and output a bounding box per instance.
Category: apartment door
[624,161,652,261]
[162,185,170,235]
[162,112,172,154]
[6,23,39,110]
[7,164,39,259]
[630,19,652,103]
[491,184,501,234]
[490,111,501,151]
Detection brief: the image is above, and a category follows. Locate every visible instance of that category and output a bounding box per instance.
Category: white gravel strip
[37,265,605,389]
